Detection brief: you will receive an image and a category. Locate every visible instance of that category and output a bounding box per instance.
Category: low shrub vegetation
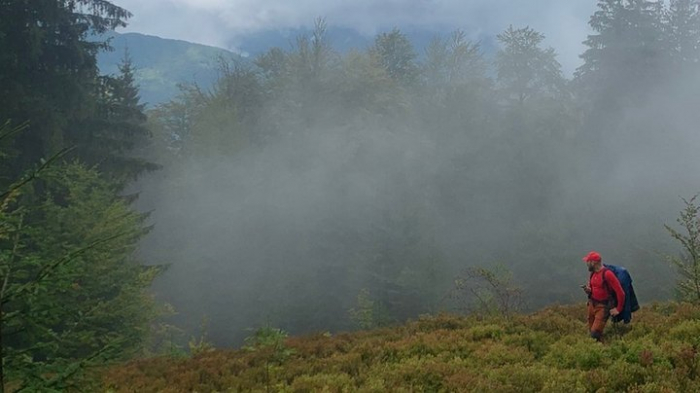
[100,302,700,392]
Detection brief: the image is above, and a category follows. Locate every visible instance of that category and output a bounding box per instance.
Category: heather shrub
[627,381,679,393]
[523,309,585,336]
[99,302,700,392]
[539,369,588,393]
[667,319,700,346]
[603,359,650,390]
[466,324,504,341]
[502,330,553,359]
[288,373,355,392]
[543,336,609,370]
[473,342,534,366]
[481,365,549,392]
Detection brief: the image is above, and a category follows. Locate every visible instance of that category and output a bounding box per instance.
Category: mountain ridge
[97,32,241,106]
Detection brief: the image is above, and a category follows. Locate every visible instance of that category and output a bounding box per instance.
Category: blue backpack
[600,264,640,324]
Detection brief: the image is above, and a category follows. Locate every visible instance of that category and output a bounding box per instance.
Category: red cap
[582,251,602,262]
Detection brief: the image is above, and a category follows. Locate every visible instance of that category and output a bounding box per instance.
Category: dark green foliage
[0,0,154,184]
[0,0,127,172]
[76,51,159,184]
[0,162,163,390]
[0,2,163,388]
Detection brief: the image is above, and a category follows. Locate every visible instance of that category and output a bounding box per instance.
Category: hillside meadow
[99,302,700,392]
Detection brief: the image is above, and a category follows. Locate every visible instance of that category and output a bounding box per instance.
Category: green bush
[467,324,504,341]
[540,370,588,392]
[668,320,700,346]
[288,373,355,392]
[544,337,609,370]
[503,331,553,359]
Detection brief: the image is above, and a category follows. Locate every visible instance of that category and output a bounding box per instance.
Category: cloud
[114,0,597,73]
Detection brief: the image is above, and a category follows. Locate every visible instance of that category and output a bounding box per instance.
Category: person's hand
[582,284,591,295]
[610,308,620,317]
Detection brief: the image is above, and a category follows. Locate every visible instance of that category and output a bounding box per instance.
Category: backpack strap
[600,267,608,289]
[590,267,608,285]
[590,267,615,302]
[602,268,620,305]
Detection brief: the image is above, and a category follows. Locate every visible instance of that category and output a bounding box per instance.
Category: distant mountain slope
[97,32,242,106]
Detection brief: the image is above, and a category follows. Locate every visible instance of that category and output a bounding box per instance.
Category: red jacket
[590,268,625,313]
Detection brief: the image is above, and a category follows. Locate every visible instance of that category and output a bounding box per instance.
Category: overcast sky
[114,0,598,74]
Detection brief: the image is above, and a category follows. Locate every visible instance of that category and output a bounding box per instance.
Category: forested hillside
[1,0,700,391]
[96,32,240,105]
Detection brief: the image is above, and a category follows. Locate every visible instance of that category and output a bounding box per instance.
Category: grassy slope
[100,302,700,392]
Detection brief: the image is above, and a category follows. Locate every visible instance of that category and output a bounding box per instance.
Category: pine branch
[0,121,28,144]
[2,230,131,305]
[0,147,75,200]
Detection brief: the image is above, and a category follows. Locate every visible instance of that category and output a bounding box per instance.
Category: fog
[116,0,595,74]
[133,2,700,346]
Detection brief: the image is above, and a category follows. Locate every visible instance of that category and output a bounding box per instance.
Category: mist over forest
[3,1,700,389]
[133,3,700,346]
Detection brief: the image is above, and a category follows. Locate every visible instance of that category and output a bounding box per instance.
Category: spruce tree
[77,50,158,184]
[0,0,131,177]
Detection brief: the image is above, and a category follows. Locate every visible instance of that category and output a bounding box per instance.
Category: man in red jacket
[582,251,625,342]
